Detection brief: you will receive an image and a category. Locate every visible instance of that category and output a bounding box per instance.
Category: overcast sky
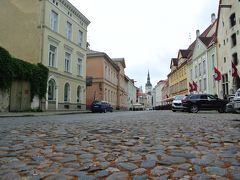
[69,0,219,90]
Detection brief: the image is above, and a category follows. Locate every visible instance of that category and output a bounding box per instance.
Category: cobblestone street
[0,111,240,180]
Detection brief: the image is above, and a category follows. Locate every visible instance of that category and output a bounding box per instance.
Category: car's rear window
[174,96,185,100]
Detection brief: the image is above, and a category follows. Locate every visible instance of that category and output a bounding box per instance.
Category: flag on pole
[192,81,198,91]
[214,67,222,81]
[232,62,238,77]
[189,82,193,92]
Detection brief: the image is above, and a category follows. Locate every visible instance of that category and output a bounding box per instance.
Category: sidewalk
[0,110,91,118]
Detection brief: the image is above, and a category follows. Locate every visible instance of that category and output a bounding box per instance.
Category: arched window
[64,83,70,102]
[77,86,82,103]
[48,79,56,100]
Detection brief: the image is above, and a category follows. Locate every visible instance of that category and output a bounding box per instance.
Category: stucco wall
[217,0,240,97]
[0,0,42,64]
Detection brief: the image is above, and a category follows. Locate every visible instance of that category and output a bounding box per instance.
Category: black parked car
[182,94,228,113]
[91,100,113,113]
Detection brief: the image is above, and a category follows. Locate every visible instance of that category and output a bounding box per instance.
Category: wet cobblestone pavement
[0,111,240,179]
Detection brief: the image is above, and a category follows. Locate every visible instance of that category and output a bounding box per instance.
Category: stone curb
[0,110,91,118]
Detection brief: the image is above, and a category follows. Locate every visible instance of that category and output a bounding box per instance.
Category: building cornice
[58,0,90,26]
[87,51,120,71]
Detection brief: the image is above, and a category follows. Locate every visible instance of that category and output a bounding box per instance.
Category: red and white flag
[189,82,193,92]
[232,62,238,77]
[214,67,222,81]
[192,81,198,91]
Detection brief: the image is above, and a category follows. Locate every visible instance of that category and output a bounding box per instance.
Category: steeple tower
[145,70,152,94]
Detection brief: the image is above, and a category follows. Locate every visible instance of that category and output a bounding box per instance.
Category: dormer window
[230,13,236,27]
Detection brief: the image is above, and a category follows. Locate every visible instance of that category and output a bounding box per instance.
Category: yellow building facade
[168,50,190,98]
[0,0,90,110]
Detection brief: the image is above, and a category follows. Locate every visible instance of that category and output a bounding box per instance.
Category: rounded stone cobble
[0,111,239,179]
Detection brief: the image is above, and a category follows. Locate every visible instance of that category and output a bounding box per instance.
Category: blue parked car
[91,100,113,113]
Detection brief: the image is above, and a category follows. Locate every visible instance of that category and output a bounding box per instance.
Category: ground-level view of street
[0,111,239,179]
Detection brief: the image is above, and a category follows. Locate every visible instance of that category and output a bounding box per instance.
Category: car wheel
[218,106,225,113]
[172,110,176,112]
[190,105,199,113]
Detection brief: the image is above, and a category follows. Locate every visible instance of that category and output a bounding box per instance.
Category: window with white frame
[77,86,82,103]
[78,30,83,47]
[222,74,229,95]
[50,10,58,32]
[199,79,202,91]
[66,21,72,40]
[212,54,215,70]
[212,75,216,88]
[48,45,56,67]
[199,63,202,76]
[64,83,70,102]
[203,78,207,90]
[203,60,206,74]
[77,58,83,76]
[48,79,56,100]
[190,69,193,81]
[64,52,71,72]
[195,65,198,78]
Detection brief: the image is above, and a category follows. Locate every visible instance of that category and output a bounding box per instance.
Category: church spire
[146,70,152,87]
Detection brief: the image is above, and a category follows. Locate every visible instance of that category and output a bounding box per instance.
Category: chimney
[196,30,200,38]
[211,13,216,24]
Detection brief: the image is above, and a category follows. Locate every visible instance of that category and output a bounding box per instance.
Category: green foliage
[0,47,13,90]
[0,46,49,100]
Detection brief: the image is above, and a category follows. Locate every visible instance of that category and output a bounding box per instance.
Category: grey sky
[69,0,219,89]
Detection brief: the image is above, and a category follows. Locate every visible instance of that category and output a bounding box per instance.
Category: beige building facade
[112,58,128,110]
[0,0,90,111]
[86,50,120,109]
[126,76,137,110]
[217,0,240,97]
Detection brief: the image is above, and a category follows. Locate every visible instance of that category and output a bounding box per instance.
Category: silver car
[233,88,240,113]
[172,95,186,112]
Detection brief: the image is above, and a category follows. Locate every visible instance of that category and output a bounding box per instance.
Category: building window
[78,30,83,47]
[77,86,82,103]
[232,53,238,65]
[48,79,56,100]
[203,78,207,90]
[231,33,237,47]
[199,79,202,91]
[66,22,72,40]
[212,75,216,88]
[222,74,229,95]
[50,10,58,32]
[48,45,56,67]
[224,57,226,63]
[195,65,198,78]
[212,54,215,70]
[65,52,71,72]
[190,69,193,81]
[64,83,70,102]
[230,13,236,27]
[77,58,83,76]
[199,63,202,76]
[203,60,206,74]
